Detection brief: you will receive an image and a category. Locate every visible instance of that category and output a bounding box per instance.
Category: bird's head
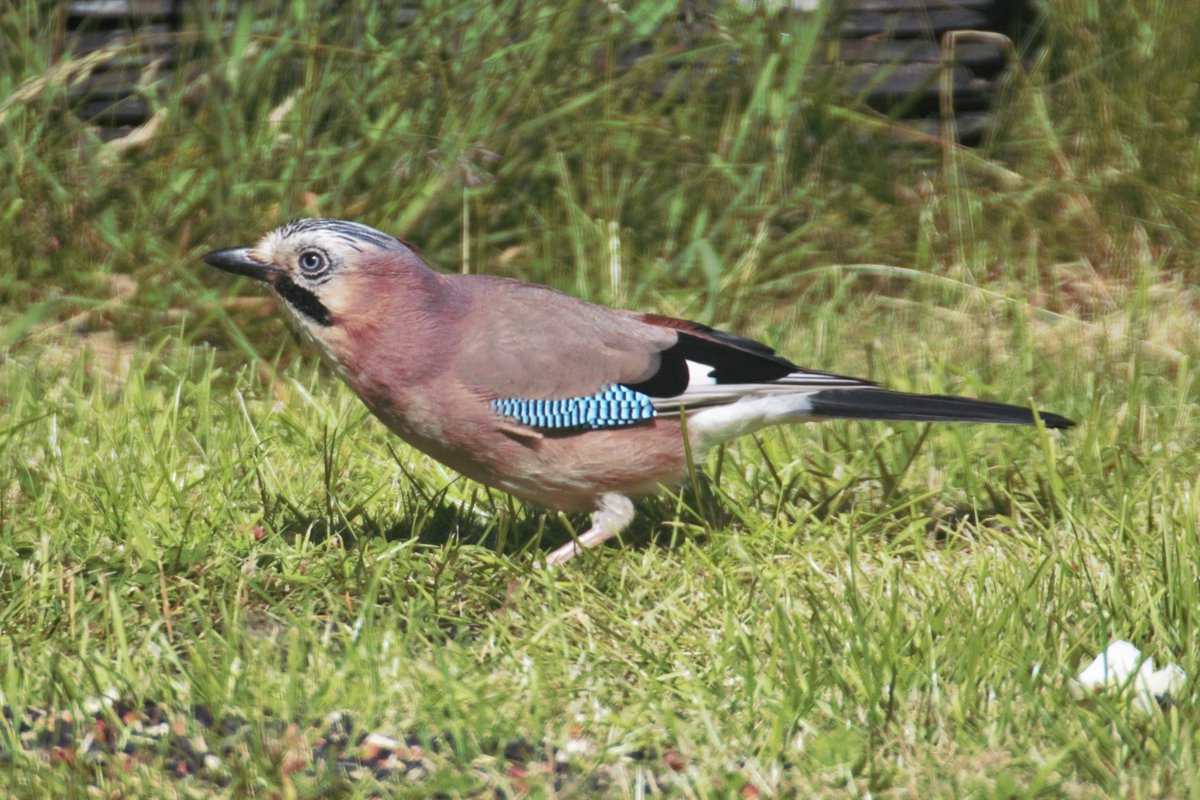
[203,217,452,387]
[202,218,430,331]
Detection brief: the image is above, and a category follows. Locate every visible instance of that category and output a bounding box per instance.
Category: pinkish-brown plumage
[204,218,1073,564]
[317,265,692,512]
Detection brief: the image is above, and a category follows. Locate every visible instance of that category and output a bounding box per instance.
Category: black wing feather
[623,331,798,397]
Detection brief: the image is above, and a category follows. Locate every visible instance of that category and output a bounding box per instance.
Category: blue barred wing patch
[491,384,656,431]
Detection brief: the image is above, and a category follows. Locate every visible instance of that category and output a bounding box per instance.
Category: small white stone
[564,737,591,755]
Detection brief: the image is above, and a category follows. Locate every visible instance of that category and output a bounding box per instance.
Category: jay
[204,219,1072,565]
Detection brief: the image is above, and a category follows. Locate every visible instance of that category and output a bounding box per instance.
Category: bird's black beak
[203,246,271,282]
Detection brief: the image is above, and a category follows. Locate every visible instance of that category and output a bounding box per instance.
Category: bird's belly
[384,405,688,511]
[492,420,692,510]
[339,370,694,511]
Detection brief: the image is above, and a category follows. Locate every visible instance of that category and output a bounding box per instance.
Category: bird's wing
[628,312,875,409]
[452,276,674,399]
[452,277,873,432]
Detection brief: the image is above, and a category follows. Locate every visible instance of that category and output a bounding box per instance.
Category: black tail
[807,389,1074,429]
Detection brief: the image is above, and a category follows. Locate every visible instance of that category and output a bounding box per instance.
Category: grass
[2,0,1200,795]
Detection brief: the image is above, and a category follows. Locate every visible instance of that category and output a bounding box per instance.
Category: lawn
[2,0,1200,796]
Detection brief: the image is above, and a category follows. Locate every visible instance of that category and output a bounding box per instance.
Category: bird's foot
[539,493,635,567]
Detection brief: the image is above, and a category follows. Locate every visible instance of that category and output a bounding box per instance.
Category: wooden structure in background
[57,0,1038,144]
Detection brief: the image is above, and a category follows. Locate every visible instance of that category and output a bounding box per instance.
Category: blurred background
[7,0,1195,352]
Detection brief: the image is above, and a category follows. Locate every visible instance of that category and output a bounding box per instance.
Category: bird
[203,218,1073,565]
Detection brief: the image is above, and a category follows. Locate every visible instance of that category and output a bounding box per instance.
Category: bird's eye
[298,249,327,273]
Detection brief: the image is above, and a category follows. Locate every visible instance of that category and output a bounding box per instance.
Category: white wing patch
[686,359,717,386]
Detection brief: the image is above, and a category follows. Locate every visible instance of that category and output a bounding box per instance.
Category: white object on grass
[1070,639,1186,713]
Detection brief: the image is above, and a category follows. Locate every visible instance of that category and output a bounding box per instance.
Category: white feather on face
[249,222,389,331]
[245,221,421,384]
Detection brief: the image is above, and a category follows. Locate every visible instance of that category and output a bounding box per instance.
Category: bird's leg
[541,493,635,566]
